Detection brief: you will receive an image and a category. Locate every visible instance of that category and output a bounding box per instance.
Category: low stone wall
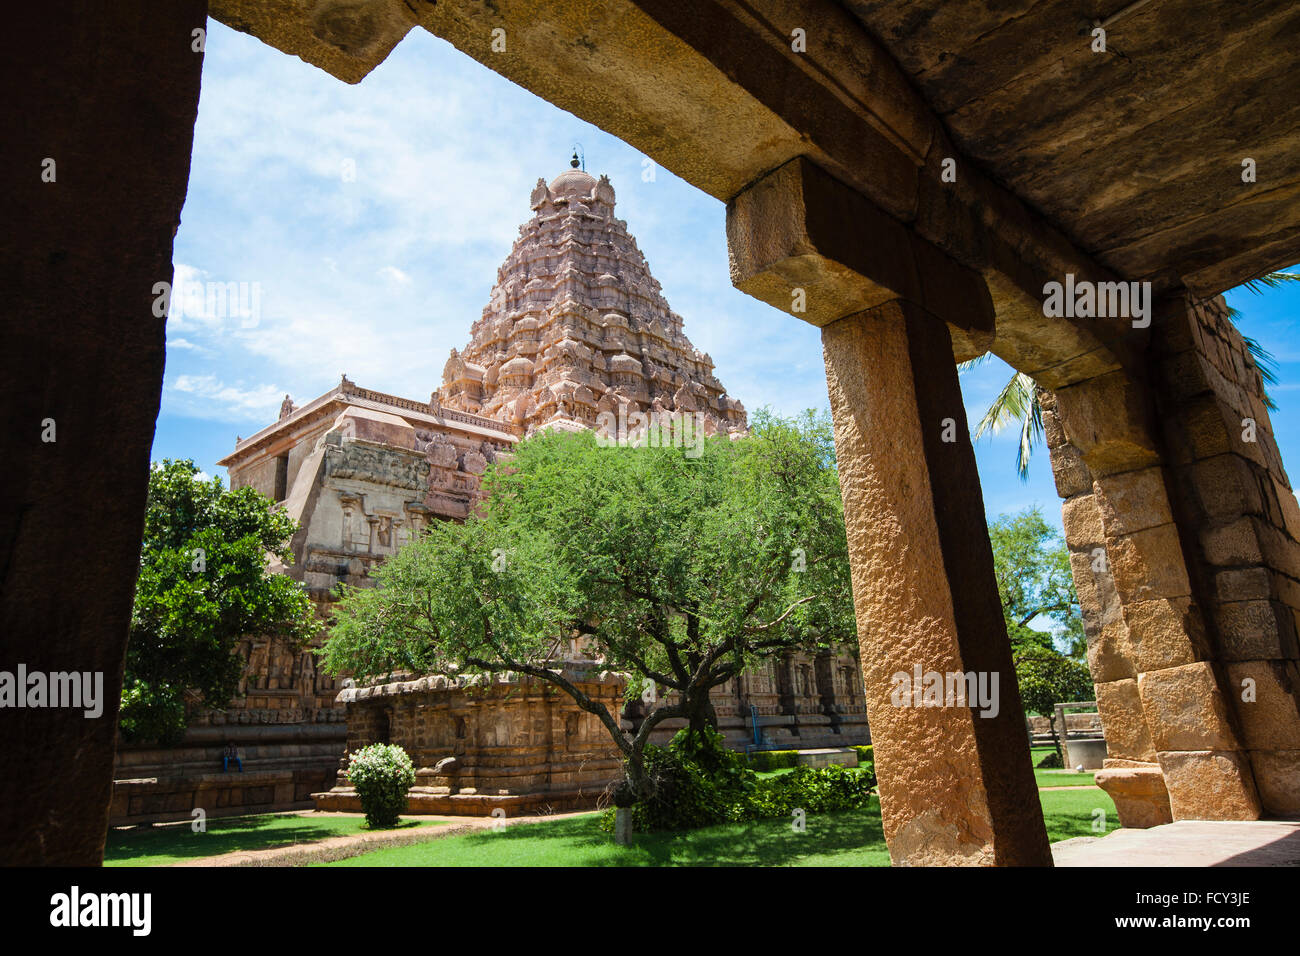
[315,653,873,817]
[314,669,626,815]
[1026,713,1104,736]
[110,723,345,826]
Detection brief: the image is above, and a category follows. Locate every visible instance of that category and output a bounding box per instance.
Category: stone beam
[726,156,994,361]
[209,0,417,84]
[2,1,207,864]
[209,0,1142,388]
[823,299,1050,866]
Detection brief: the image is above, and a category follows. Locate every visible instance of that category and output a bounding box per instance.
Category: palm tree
[961,272,1297,479]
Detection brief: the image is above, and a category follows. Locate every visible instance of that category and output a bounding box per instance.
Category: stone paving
[1053,820,1300,866]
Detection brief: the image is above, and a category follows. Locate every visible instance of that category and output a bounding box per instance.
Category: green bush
[346,743,416,828]
[631,727,752,832]
[745,764,875,819]
[747,749,800,772]
[622,729,875,833]
[852,745,873,764]
[1036,749,1063,769]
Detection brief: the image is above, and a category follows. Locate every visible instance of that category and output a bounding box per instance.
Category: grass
[1031,746,1097,788]
[1039,787,1120,842]
[323,803,891,867]
[1035,767,1097,788]
[757,756,1095,790]
[104,813,440,867]
[320,787,1117,867]
[107,747,1114,867]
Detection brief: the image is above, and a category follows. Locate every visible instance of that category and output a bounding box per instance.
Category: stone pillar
[1049,343,1263,823]
[1152,293,1300,815]
[823,300,1050,866]
[1043,391,1173,828]
[1,2,207,864]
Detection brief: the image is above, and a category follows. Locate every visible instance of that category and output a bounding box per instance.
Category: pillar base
[1095,760,1172,828]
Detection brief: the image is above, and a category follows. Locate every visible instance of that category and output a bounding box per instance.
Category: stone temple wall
[315,647,869,816]
[314,669,627,815]
[634,648,869,751]
[1047,293,1300,827]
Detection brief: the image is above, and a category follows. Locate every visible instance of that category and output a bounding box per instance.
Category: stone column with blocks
[1151,293,1300,815]
[728,156,1049,865]
[1049,339,1263,824]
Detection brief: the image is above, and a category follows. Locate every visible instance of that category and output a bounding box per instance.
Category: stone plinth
[1095,761,1174,829]
[314,667,627,815]
[110,723,346,826]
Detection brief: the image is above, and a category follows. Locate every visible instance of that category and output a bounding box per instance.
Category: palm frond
[956,351,993,373]
[1242,335,1279,410]
[1240,271,1300,295]
[1017,387,1044,482]
[972,371,1037,442]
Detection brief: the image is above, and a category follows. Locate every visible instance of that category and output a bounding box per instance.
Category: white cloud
[167,374,284,422]
[167,337,209,354]
[378,265,412,285]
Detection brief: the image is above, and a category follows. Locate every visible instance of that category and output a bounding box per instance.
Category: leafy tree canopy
[320,410,855,799]
[122,459,318,742]
[988,506,1084,659]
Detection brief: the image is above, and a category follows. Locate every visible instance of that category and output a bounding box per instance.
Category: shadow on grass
[1040,788,1118,842]
[105,814,426,865]
[400,803,888,867]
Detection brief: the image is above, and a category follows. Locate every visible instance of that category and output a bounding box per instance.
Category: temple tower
[441,158,747,437]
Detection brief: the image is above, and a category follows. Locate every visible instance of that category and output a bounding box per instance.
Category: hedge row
[746,744,873,771]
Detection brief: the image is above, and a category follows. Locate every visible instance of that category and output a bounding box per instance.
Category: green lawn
[104,813,441,867]
[1034,767,1097,788]
[321,787,1117,867]
[323,803,891,867]
[106,749,1115,867]
[1039,787,1120,841]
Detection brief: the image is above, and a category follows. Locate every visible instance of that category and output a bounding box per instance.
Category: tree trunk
[1048,714,1062,762]
[685,693,718,739]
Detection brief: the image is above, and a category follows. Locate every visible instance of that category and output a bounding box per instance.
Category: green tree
[1015,654,1095,761]
[960,271,1296,479]
[986,507,1091,760]
[987,507,1084,659]
[122,459,319,742]
[320,410,855,806]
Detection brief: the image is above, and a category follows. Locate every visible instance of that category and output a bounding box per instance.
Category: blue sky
[155,19,1300,537]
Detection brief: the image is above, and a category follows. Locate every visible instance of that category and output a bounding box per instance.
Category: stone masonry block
[1247,750,1300,815]
[1224,660,1300,751]
[1094,764,1172,829]
[1185,454,1263,519]
[1093,466,1174,537]
[1199,516,1263,567]
[1107,523,1192,605]
[1049,443,1093,499]
[1138,662,1239,752]
[1214,600,1300,661]
[1213,566,1272,604]
[1157,750,1261,821]
[1054,371,1160,478]
[1070,552,1135,684]
[1164,395,1231,465]
[1273,476,1300,541]
[1123,597,1208,672]
[1061,494,1104,550]
[1095,679,1154,762]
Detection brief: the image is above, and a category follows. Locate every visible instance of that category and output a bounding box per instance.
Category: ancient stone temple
[112,163,866,824]
[441,157,747,440]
